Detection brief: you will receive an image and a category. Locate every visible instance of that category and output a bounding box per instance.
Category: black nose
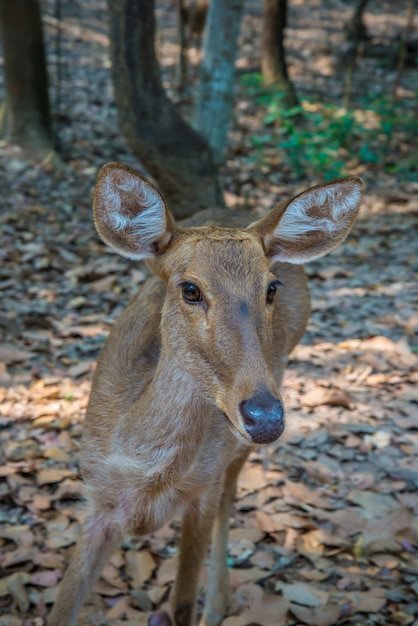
[239,390,285,444]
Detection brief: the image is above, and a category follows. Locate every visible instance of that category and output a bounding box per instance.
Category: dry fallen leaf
[0,344,34,364]
[341,589,387,613]
[106,595,149,621]
[46,516,80,549]
[31,569,62,587]
[36,467,74,486]
[249,550,274,570]
[296,530,325,564]
[289,602,341,626]
[275,581,328,607]
[125,549,156,588]
[7,572,30,613]
[222,585,289,626]
[347,489,400,519]
[301,386,354,409]
[157,554,179,586]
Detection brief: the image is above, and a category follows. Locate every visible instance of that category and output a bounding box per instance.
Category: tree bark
[177,0,208,92]
[392,0,415,104]
[344,0,369,43]
[177,0,189,92]
[0,0,54,156]
[107,0,223,219]
[194,0,245,166]
[342,0,369,108]
[261,0,298,108]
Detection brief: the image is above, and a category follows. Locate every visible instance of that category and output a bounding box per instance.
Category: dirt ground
[0,0,417,625]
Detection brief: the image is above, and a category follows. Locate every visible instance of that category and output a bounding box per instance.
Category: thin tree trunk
[345,0,369,43]
[177,0,189,93]
[261,0,298,108]
[342,0,369,109]
[107,0,223,219]
[392,0,415,104]
[0,0,54,157]
[383,0,416,159]
[177,0,208,93]
[194,0,245,166]
[54,0,62,152]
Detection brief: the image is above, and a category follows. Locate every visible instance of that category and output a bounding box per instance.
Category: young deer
[47,164,362,626]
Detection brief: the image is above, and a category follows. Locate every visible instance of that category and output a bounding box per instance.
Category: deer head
[93,163,362,445]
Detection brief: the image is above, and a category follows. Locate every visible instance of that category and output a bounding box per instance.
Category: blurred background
[0,1,417,624]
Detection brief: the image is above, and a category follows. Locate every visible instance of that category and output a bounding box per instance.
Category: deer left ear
[93,163,174,261]
[249,177,363,264]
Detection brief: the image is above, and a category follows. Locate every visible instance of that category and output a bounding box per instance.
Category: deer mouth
[222,411,285,446]
[246,419,285,444]
[221,412,251,445]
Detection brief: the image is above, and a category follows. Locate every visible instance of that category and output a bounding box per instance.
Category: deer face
[155,231,285,444]
[93,163,363,445]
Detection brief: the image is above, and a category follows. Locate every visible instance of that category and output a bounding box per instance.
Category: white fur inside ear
[276,182,362,242]
[102,171,166,251]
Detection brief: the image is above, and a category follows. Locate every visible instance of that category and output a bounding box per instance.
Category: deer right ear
[248,177,363,264]
[93,163,174,260]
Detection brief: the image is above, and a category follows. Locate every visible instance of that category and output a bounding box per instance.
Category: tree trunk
[344,0,369,43]
[107,0,223,219]
[261,0,298,108]
[194,0,245,166]
[177,0,208,93]
[0,0,54,157]
[342,0,369,108]
[392,0,415,104]
[177,0,189,92]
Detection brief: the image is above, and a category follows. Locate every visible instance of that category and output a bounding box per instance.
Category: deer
[47,163,363,626]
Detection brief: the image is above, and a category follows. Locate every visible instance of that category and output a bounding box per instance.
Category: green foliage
[241,73,417,181]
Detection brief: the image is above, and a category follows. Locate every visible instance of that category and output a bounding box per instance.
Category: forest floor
[0,0,417,625]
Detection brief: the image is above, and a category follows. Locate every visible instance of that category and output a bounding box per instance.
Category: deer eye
[182,282,202,303]
[266,282,277,304]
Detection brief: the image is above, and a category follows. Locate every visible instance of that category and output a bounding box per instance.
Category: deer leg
[47,512,120,626]
[171,488,221,626]
[200,451,249,626]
